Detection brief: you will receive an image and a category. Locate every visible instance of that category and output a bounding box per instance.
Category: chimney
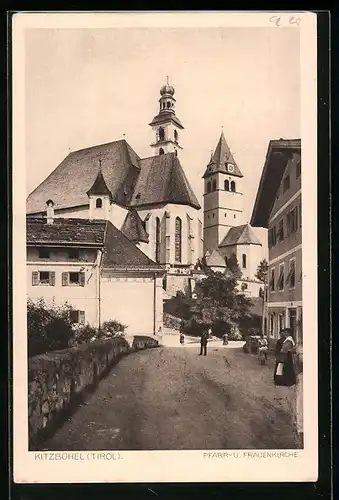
[46,199,55,224]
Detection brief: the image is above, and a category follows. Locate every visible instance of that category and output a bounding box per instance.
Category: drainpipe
[97,249,103,330]
[153,272,156,335]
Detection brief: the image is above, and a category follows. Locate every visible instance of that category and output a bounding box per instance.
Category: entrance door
[289,308,297,339]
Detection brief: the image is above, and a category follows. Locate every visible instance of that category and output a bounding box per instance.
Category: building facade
[251,139,302,346]
[27,215,165,335]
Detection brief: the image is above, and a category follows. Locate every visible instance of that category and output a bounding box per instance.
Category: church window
[174,130,178,142]
[207,181,211,193]
[224,180,230,191]
[175,217,182,263]
[212,179,217,191]
[242,254,247,269]
[158,127,165,141]
[225,213,227,217]
[230,181,236,192]
[155,217,161,263]
[167,101,171,109]
[96,198,102,208]
[159,148,165,155]
[234,214,236,218]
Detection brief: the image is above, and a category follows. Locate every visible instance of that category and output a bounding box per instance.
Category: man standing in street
[199,328,209,356]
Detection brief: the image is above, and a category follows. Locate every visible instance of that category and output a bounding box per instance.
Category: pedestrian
[258,334,268,364]
[273,328,296,386]
[199,328,209,356]
[222,333,229,345]
[180,332,185,345]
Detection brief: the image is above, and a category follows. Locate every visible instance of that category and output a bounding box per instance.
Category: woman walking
[273,328,296,386]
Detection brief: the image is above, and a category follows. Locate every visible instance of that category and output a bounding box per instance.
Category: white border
[12,11,318,483]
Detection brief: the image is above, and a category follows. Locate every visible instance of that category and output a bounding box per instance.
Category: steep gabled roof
[203,131,243,178]
[26,217,163,271]
[130,152,201,210]
[121,209,149,244]
[102,220,163,270]
[26,140,141,214]
[86,170,112,199]
[206,249,226,268]
[219,224,262,247]
[250,139,301,228]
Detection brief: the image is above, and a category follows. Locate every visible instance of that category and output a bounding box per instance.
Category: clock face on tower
[227,163,235,173]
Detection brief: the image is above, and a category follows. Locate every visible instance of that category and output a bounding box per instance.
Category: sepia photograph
[12,12,318,483]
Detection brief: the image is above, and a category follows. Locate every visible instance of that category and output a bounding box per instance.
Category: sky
[25,27,300,225]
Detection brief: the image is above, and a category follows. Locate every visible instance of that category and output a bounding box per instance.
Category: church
[202,131,265,296]
[27,80,204,301]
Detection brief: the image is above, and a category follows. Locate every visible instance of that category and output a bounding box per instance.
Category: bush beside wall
[28,335,158,448]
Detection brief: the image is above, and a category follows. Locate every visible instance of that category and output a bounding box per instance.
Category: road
[42,341,297,450]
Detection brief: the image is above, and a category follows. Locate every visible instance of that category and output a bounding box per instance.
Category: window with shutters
[38,248,50,259]
[175,217,182,263]
[288,259,296,289]
[70,310,85,325]
[32,271,55,286]
[155,217,161,263]
[270,268,275,291]
[268,226,277,248]
[287,207,298,236]
[277,263,284,291]
[62,271,85,286]
[277,219,284,242]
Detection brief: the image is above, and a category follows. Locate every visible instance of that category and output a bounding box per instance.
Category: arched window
[167,101,171,109]
[231,181,236,192]
[155,217,161,263]
[242,253,247,269]
[158,127,165,141]
[96,198,102,208]
[212,179,217,191]
[174,130,178,142]
[159,148,165,155]
[207,181,211,193]
[224,180,230,191]
[175,217,182,263]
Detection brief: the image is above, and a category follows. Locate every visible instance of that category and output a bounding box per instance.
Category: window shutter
[32,271,39,286]
[62,272,69,286]
[79,311,85,325]
[79,272,86,287]
[49,272,56,286]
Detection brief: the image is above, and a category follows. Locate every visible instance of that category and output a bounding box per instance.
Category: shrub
[27,298,76,357]
[101,320,126,337]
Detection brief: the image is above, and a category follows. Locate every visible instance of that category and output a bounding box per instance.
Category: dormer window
[96,198,102,208]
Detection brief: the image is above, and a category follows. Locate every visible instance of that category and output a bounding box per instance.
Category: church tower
[203,131,244,253]
[149,78,184,156]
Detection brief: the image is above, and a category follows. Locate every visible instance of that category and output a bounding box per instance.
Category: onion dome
[160,82,175,96]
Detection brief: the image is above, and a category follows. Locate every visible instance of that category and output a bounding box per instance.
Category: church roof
[130,152,201,210]
[86,169,112,199]
[219,224,262,247]
[26,140,141,214]
[203,131,243,178]
[27,140,200,214]
[206,249,226,268]
[27,217,163,271]
[121,209,149,244]
[149,112,184,129]
[250,139,301,228]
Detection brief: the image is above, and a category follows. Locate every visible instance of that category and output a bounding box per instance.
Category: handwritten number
[289,16,301,26]
[270,15,301,27]
[270,15,281,27]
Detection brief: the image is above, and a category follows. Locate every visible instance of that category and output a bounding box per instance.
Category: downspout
[153,272,156,335]
[97,249,103,330]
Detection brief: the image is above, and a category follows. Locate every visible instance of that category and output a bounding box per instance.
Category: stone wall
[28,335,159,448]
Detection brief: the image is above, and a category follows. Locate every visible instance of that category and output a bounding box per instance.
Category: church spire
[202,131,243,178]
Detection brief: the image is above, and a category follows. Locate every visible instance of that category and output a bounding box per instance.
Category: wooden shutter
[79,272,86,287]
[49,272,55,286]
[79,311,85,325]
[32,271,39,286]
[62,272,69,286]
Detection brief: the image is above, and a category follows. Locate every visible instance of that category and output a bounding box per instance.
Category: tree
[226,253,242,278]
[188,270,252,337]
[255,259,268,283]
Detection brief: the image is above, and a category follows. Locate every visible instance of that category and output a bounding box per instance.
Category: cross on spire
[166,75,169,84]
